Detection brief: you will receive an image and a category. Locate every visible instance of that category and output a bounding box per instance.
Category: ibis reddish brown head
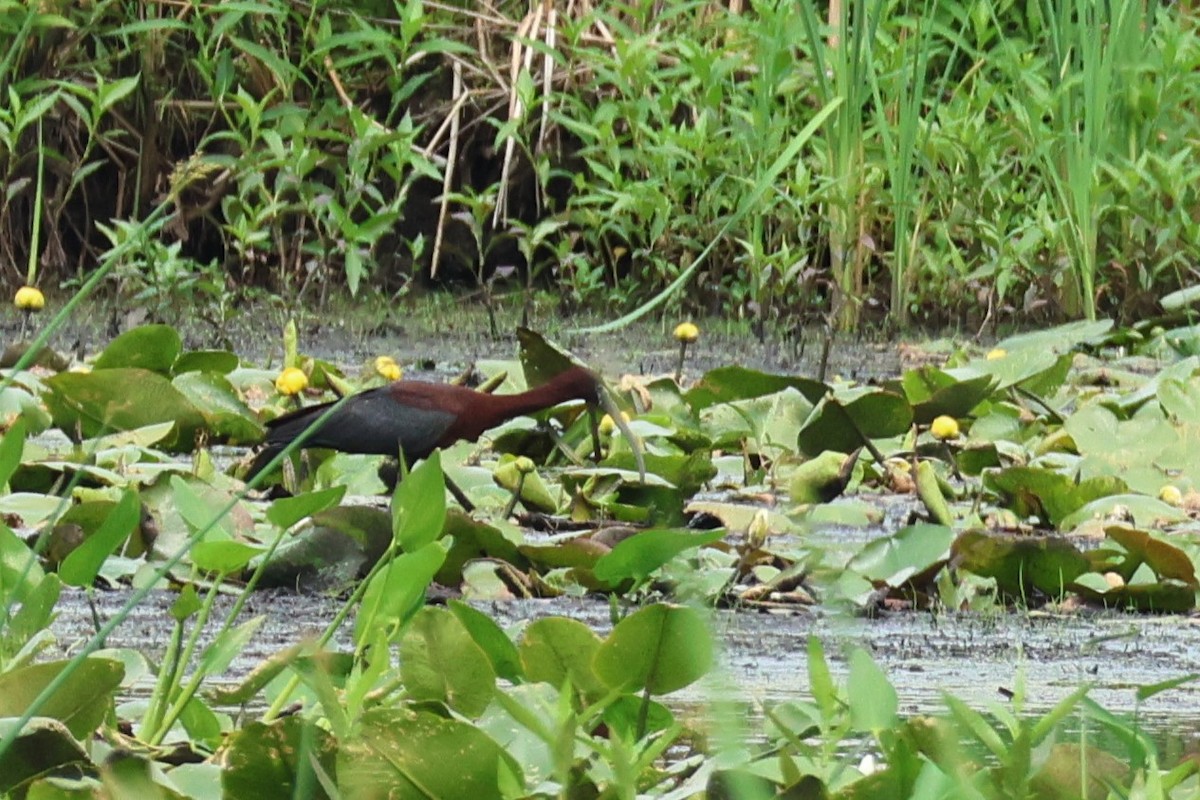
[245,366,644,487]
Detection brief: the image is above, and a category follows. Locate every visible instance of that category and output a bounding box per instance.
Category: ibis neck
[482,368,596,426]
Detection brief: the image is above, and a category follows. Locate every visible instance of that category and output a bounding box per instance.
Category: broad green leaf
[593,528,726,587]
[951,530,1091,599]
[448,600,523,683]
[338,708,522,800]
[686,366,829,409]
[0,524,44,606]
[0,717,88,795]
[399,607,495,717]
[172,371,264,443]
[898,367,997,424]
[354,541,448,646]
[0,657,124,739]
[266,486,347,530]
[45,369,205,451]
[519,617,604,699]
[593,604,713,695]
[847,648,898,732]
[393,451,447,552]
[93,324,181,373]
[255,505,391,592]
[798,390,913,457]
[222,718,337,799]
[0,416,26,489]
[847,524,955,588]
[58,490,141,587]
[517,328,579,385]
[191,541,263,574]
[985,466,1127,529]
[1105,526,1197,584]
[170,476,234,541]
[438,511,526,586]
[173,350,239,375]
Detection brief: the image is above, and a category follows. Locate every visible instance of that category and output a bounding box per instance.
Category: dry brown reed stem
[430,61,465,279]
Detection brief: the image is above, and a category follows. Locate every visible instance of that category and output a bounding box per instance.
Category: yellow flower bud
[747,508,770,549]
[514,456,536,474]
[275,367,308,396]
[1159,485,1183,507]
[374,356,402,381]
[673,322,700,343]
[986,348,1006,361]
[14,286,44,311]
[598,411,631,436]
[930,415,960,440]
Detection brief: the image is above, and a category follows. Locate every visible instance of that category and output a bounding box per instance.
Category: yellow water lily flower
[14,286,44,311]
[374,356,402,381]
[598,410,632,436]
[930,415,960,440]
[985,348,1006,361]
[673,321,700,343]
[1159,485,1183,507]
[275,367,308,396]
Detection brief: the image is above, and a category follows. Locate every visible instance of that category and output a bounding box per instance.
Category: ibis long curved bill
[596,383,645,483]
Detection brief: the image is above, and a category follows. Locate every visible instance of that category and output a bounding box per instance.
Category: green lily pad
[222,717,338,799]
[1064,404,1180,494]
[93,324,181,374]
[438,510,526,586]
[517,327,582,386]
[1105,525,1197,585]
[339,708,523,799]
[593,527,726,588]
[951,529,1091,600]
[848,524,955,588]
[1073,574,1196,613]
[685,366,828,409]
[519,617,605,700]
[173,371,264,444]
[594,604,713,695]
[797,391,913,457]
[448,600,524,683]
[0,657,124,739]
[400,607,495,717]
[896,367,997,424]
[45,368,205,452]
[984,466,1128,529]
[173,350,239,375]
[0,717,88,796]
[254,505,392,591]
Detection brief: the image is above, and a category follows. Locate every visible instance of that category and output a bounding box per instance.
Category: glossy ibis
[244,366,643,504]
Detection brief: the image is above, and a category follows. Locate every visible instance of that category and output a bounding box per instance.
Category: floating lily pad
[93,324,181,374]
[686,366,828,410]
[951,529,1091,600]
[594,604,713,695]
[45,368,206,452]
[517,327,581,386]
[222,717,338,799]
[1105,525,1197,585]
[438,511,526,586]
[1064,404,1181,494]
[173,350,240,375]
[985,466,1128,529]
[339,708,523,799]
[173,371,263,444]
[896,367,997,424]
[797,391,913,457]
[593,527,726,588]
[847,523,955,588]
